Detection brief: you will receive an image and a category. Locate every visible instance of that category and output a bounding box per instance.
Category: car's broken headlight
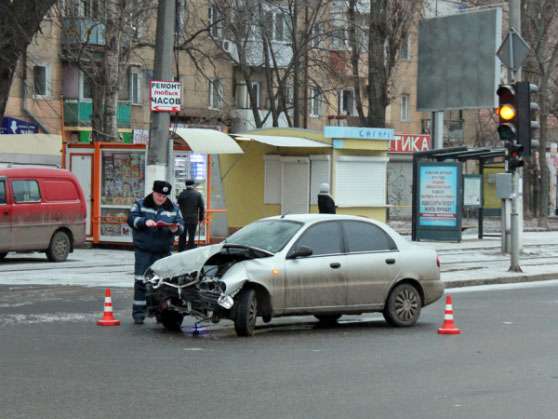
[217,295,234,309]
[144,270,161,285]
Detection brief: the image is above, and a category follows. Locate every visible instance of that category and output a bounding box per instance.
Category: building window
[209,78,224,109]
[208,5,223,38]
[130,68,141,105]
[309,87,321,117]
[235,81,260,109]
[339,88,355,116]
[33,65,49,97]
[399,34,410,60]
[80,72,93,100]
[400,94,409,121]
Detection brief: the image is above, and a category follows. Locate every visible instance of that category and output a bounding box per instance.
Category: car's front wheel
[234,288,258,337]
[46,231,71,262]
[160,310,184,332]
[383,283,422,327]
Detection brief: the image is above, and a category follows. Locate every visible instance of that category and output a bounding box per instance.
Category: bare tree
[0,0,57,120]
[522,0,558,222]
[58,0,156,141]
[345,0,423,127]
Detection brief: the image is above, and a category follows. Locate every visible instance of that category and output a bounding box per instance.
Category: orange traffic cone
[96,288,121,326]
[438,294,461,335]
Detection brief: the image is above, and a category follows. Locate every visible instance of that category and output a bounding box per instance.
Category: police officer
[317,182,336,214]
[177,179,205,251]
[127,180,184,324]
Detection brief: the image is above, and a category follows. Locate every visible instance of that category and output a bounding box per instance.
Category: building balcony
[62,17,106,46]
[64,99,131,129]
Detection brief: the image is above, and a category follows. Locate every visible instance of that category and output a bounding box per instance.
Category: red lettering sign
[390,134,432,153]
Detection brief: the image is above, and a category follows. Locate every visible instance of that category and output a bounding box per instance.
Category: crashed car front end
[143,244,268,324]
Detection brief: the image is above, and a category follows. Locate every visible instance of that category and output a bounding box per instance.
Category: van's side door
[0,178,11,252]
[10,179,45,250]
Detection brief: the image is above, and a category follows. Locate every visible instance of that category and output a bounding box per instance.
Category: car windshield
[225,220,303,254]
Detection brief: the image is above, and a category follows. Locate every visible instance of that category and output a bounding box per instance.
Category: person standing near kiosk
[177,179,205,251]
[127,180,184,324]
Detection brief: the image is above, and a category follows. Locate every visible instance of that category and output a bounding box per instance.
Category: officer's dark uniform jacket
[127,193,185,252]
[127,193,184,322]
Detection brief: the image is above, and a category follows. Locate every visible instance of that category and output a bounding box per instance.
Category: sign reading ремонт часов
[150,80,182,112]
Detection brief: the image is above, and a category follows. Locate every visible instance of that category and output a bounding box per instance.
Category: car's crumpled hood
[149,243,225,279]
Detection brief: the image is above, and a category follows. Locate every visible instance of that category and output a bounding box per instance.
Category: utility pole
[146,0,176,193]
[509,0,522,271]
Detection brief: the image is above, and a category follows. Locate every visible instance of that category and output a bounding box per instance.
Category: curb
[444,272,558,288]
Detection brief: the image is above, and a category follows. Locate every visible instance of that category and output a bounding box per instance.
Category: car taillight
[436,256,441,269]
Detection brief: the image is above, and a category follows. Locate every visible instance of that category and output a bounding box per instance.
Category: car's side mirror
[288,245,313,259]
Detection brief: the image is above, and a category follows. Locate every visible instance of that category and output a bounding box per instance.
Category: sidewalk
[412,230,558,288]
[0,229,557,289]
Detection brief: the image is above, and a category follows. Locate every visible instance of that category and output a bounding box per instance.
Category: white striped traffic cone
[96,288,121,326]
[438,294,461,335]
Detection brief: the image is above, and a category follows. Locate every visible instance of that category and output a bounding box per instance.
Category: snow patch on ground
[0,312,97,326]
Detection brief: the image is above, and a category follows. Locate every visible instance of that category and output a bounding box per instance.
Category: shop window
[334,156,388,207]
[12,180,41,203]
[264,155,281,204]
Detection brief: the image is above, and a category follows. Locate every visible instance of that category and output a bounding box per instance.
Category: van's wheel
[234,288,258,337]
[0,252,7,260]
[314,314,341,325]
[160,310,184,332]
[46,231,71,262]
[383,283,422,327]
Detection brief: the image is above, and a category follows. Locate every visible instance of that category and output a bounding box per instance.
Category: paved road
[1,282,558,419]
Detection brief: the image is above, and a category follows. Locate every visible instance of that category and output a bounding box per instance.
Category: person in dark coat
[127,180,184,324]
[177,179,205,251]
[317,182,336,214]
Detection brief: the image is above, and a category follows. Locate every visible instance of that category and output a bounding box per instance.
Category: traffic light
[496,84,517,141]
[506,142,524,172]
[515,81,539,156]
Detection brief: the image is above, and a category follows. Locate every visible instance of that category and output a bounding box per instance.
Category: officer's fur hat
[152,180,172,195]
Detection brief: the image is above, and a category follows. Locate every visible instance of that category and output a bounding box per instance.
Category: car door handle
[385,258,396,265]
[330,262,341,269]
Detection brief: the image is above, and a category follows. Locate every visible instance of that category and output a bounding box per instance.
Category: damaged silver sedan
[144,214,444,337]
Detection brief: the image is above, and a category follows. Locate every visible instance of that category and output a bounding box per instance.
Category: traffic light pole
[509,0,522,272]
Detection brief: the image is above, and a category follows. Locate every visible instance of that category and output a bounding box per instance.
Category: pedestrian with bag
[177,179,205,251]
[127,180,184,324]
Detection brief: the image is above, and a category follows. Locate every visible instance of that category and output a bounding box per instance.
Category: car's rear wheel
[160,310,184,332]
[383,283,422,327]
[314,314,341,325]
[46,231,71,262]
[234,288,257,337]
[0,252,7,260]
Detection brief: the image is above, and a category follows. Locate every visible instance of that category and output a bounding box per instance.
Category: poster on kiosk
[65,143,209,245]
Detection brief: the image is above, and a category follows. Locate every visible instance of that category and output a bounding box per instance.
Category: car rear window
[342,221,397,252]
[41,180,79,201]
[12,180,41,203]
[0,181,5,204]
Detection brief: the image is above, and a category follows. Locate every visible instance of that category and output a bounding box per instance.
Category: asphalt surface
[1,282,558,419]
